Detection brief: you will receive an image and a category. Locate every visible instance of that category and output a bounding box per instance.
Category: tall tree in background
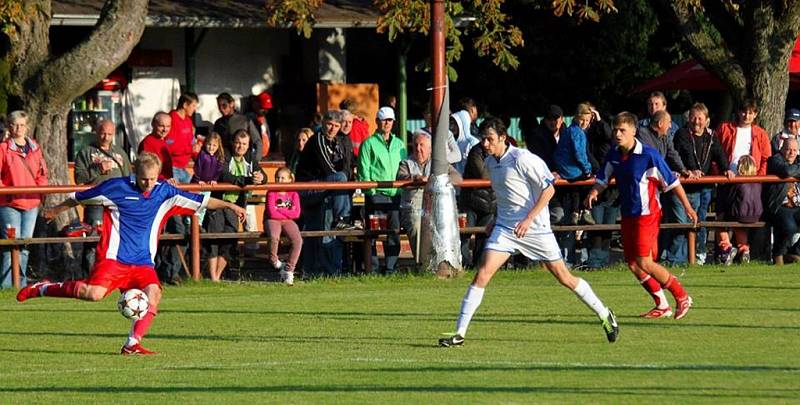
[1,0,148,214]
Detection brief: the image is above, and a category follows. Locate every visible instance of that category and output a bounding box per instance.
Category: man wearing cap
[772,108,800,154]
[248,91,273,159]
[525,105,565,174]
[358,107,407,273]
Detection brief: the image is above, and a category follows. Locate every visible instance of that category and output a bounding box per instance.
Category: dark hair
[458,97,477,111]
[612,111,638,128]
[216,92,235,104]
[339,98,356,112]
[177,92,199,109]
[739,98,759,113]
[233,128,250,142]
[478,116,507,137]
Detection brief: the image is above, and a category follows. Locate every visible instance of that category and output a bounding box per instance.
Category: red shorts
[87,259,161,298]
[621,213,661,264]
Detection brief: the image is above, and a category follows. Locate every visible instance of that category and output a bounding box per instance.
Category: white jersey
[485,145,555,234]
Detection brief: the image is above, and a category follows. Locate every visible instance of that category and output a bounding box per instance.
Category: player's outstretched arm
[42,198,79,222]
[206,197,247,223]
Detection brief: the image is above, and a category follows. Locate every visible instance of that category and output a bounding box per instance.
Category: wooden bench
[0,220,770,287]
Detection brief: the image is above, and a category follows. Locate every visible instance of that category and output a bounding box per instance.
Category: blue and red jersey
[70,176,208,267]
[596,139,679,217]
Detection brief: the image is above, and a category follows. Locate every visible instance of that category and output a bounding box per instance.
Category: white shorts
[484,225,562,262]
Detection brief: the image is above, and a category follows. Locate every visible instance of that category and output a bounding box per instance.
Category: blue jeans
[587,199,619,268]
[173,167,192,184]
[686,189,712,262]
[660,192,688,265]
[0,206,39,288]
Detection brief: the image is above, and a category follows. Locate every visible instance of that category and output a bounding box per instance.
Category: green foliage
[0,0,24,38]
[1,266,798,402]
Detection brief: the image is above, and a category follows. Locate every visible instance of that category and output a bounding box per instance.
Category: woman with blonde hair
[0,111,48,288]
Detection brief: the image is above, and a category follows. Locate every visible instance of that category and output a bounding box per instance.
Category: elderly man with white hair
[397,131,461,264]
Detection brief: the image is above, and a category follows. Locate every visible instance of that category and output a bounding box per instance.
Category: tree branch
[34,0,149,105]
[652,0,746,95]
[7,0,50,97]
[701,0,742,51]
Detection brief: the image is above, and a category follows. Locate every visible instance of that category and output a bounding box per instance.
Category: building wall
[127,27,290,144]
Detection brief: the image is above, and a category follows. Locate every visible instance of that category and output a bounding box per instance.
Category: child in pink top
[267,167,303,285]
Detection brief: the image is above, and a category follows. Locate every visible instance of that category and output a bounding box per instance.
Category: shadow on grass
[0,384,797,399]
[0,348,117,356]
[357,363,800,373]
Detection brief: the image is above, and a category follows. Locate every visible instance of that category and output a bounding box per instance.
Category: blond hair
[134,152,162,174]
[737,155,757,176]
[275,166,295,182]
[574,103,593,119]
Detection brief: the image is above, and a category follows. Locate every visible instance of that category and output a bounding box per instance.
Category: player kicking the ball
[16,152,246,355]
[439,118,618,347]
[586,112,697,320]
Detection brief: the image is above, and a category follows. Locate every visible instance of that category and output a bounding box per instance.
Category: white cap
[377,106,395,121]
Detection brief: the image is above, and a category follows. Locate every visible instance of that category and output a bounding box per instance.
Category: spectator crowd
[2,90,800,289]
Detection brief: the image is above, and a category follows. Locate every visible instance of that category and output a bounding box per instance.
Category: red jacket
[137,134,174,179]
[0,137,49,210]
[349,117,370,157]
[715,122,771,175]
[167,110,194,169]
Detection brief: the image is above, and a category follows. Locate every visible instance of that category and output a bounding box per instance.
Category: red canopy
[633,38,800,93]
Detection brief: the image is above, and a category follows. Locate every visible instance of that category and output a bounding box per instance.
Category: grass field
[1,264,799,404]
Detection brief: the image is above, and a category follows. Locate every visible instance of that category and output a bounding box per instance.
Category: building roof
[52,0,379,28]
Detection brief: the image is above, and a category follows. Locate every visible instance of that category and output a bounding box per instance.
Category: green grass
[1,264,799,404]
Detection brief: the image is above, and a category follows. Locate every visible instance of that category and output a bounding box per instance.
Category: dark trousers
[156,215,187,282]
[81,205,104,277]
[366,193,400,273]
[772,206,800,256]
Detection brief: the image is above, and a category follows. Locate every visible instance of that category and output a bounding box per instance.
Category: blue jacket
[554,122,592,179]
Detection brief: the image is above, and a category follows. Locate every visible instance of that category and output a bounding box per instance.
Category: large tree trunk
[653,0,800,134]
[6,0,148,212]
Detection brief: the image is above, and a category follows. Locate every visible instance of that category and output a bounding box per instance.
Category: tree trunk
[653,0,800,136]
[5,0,148,216]
[749,64,791,135]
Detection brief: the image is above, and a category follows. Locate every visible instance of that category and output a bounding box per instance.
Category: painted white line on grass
[1,357,796,378]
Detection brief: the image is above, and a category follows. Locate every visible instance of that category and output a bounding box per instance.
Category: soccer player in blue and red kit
[16,152,247,355]
[586,112,698,320]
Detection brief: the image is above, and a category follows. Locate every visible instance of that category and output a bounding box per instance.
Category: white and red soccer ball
[117,289,149,320]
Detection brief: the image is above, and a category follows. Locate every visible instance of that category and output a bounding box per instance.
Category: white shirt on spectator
[731,126,752,172]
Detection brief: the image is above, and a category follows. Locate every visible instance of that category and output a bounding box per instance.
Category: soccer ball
[117,289,149,320]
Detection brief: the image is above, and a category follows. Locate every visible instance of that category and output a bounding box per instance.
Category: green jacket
[74,142,132,185]
[358,132,407,196]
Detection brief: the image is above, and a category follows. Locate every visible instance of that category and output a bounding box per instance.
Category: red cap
[257,91,273,110]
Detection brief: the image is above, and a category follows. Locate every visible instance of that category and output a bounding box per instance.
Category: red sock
[638,274,666,308]
[42,280,85,298]
[663,275,688,300]
[131,308,158,342]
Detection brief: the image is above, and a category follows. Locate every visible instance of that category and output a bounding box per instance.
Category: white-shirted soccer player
[439,118,618,347]
[16,152,247,355]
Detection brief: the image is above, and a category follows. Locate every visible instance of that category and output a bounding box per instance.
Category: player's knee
[145,287,162,306]
[84,287,107,301]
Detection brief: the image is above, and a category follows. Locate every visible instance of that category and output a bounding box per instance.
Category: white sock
[455,285,485,337]
[125,336,139,347]
[654,289,669,309]
[572,278,610,320]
